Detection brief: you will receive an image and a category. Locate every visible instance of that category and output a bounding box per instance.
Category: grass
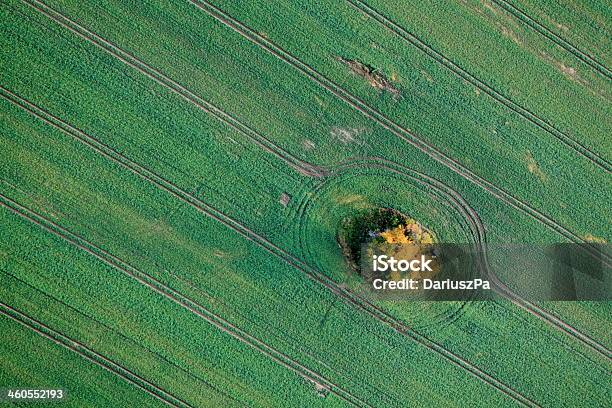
[499,0,612,68]
[0,96,521,407]
[212,0,612,155]
[0,315,166,407]
[0,203,350,408]
[1,0,610,406]
[6,0,608,240]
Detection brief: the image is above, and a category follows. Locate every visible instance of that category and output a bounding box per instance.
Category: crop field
[0,0,610,407]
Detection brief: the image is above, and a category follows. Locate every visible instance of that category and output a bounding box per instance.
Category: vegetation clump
[338,208,434,278]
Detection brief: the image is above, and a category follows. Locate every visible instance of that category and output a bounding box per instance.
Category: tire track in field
[21,0,606,260]
[347,0,612,172]
[9,0,609,394]
[19,0,607,257]
[0,196,369,408]
[0,302,190,408]
[293,165,477,331]
[0,268,244,407]
[0,88,537,408]
[4,0,608,382]
[159,270,399,405]
[19,0,326,179]
[337,158,612,362]
[488,277,612,360]
[187,0,610,259]
[488,0,612,80]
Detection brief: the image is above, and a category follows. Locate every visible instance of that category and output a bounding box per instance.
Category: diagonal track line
[489,0,612,80]
[18,0,325,178]
[0,88,538,407]
[0,267,245,406]
[20,0,605,260]
[186,0,609,257]
[0,302,190,408]
[0,195,371,407]
[348,0,612,172]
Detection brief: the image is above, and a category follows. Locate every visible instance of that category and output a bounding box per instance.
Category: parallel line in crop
[303,159,612,363]
[296,160,484,324]
[348,0,612,172]
[353,160,611,362]
[19,0,326,179]
[5,0,608,402]
[0,194,369,408]
[158,267,397,405]
[489,0,612,80]
[187,1,612,358]
[23,0,605,262]
[0,302,190,408]
[0,267,244,406]
[0,89,538,408]
[187,0,611,261]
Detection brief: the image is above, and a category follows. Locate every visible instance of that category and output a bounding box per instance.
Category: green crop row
[6,0,609,242]
[1,0,610,406]
[1,90,609,405]
[0,96,519,406]
[501,0,611,67]
[3,0,608,350]
[0,208,351,408]
[0,314,166,407]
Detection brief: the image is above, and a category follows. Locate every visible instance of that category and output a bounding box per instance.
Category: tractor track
[159,270,399,405]
[338,158,612,362]
[488,0,612,80]
[21,0,606,261]
[20,0,326,179]
[0,302,190,408]
[293,165,478,331]
[6,77,608,405]
[6,0,610,400]
[187,0,610,263]
[0,89,537,408]
[489,279,612,360]
[0,194,371,408]
[347,0,612,172]
[0,268,245,407]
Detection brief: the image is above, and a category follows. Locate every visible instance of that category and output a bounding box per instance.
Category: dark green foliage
[337,208,406,268]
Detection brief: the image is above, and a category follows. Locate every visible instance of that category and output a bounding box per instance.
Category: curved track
[0,89,538,407]
[0,302,190,408]
[293,165,478,331]
[186,0,610,259]
[0,194,371,408]
[22,0,604,258]
[5,0,610,403]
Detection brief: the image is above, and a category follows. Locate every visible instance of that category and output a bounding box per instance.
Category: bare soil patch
[336,57,400,97]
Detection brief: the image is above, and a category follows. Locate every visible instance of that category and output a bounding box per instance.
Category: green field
[1,0,610,406]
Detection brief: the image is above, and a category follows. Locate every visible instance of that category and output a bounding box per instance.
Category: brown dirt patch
[336,56,400,97]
